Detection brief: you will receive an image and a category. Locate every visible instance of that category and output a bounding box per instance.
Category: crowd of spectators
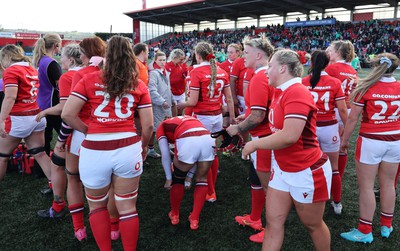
[148,19,400,68]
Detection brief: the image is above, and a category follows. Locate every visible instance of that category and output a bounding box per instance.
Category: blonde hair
[227,43,242,53]
[272,49,303,77]
[351,53,400,102]
[61,43,82,69]
[32,33,62,68]
[195,41,217,98]
[242,33,274,59]
[155,51,166,61]
[330,40,355,62]
[168,48,184,61]
[0,44,31,68]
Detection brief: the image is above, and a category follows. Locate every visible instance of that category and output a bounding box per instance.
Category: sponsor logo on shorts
[303,192,308,199]
[134,162,141,171]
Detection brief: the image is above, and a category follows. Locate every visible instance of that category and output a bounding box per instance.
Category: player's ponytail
[32,33,62,68]
[309,50,329,89]
[351,53,399,102]
[195,42,216,98]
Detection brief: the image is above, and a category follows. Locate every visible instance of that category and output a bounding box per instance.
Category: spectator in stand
[165,48,188,115]
[62,35,153,250]
[147,51,176,158]
[0,45,52,182]
[351,55,362,72]
[340,53,400,243]
[242,49,332,251]
[302,50,348,216]
[325,40,357,202]
[177,41,235,203]
[158,116,215,230]
[215,48,227,63]
[226,34,275,244]
[32,33,63,193]
[36,43,83,219]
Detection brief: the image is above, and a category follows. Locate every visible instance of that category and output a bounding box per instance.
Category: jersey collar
[336,60,351,66]
[193,61,210,69]
[380,76,396,82]
[255,65,268,74]
[10,62,29,67]
[277,77,302,91]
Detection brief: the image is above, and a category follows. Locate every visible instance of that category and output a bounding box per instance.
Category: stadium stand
[147,19,400,68]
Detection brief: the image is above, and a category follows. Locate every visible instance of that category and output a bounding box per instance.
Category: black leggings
[0,91,4,112]
[44,115,62,154]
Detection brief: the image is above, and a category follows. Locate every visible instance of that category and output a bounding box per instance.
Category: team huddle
[0,32,399,251]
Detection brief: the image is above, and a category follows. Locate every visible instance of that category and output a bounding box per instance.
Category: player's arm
[340,104,362,153]
[177,89,199,110]
[0,86,17,137]
[336,99,348,128]
[242,118,306,158]
[61,96,87,134]
[229,76,239,107]
[35,100,66,122]
[227,109,265,136]
[223,86,235,125]
[138,107,154,161]
[158,137,172,180]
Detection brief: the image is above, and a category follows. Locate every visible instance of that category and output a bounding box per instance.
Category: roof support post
[350,7,354,22]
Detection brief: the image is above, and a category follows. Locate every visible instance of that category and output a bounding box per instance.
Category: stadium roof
[124,0,397,27]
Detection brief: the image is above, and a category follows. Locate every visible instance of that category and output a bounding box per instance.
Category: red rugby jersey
[156,116,208,143]
[218,59,234,76]
[165,61,188,96]
[71,71,151,134]
[244,66,273,137]
[269,78,322,172]
[188,62,230,114]
[2,62,40,113]
[325,61,357,107]
[71,66,101,124]
[353,77,400,134]
[230,57,246,96]
[59,67,81,101]
[302,72,345,121]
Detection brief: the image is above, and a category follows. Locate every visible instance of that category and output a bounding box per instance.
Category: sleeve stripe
[189,87,200,90]
[230,74,238,78]
[157,135,167,141]
[223,84,230,88]
[353,101,364,107]
[5,84,18,88]
[60,97,69,100]
[71,92,87,101]
[335,97,345,101]
[251,106,267,111]
[284,114,308,120]
[137,104,152,109]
